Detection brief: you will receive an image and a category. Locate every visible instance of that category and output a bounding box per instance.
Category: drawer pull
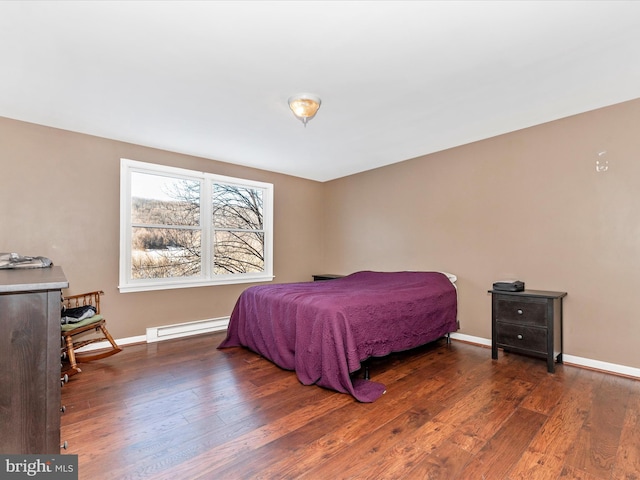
[517,309,523,315]
[517,334,523,340]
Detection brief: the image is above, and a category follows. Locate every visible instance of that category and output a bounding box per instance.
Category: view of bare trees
[213,184,264,274]
[131,179,264,280]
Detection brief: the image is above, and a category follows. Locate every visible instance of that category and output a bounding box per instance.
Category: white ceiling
[2,1,640,182]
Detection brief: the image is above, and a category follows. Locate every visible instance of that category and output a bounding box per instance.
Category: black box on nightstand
[492,280,525,292]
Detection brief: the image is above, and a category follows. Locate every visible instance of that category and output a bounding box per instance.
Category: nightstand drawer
[490,288,566,373]
[495,296,547,326]
[495,322,547,354]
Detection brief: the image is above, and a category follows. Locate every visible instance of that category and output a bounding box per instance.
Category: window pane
[121,158,273,292]
[132,172,200,226]
[214,231,264,274]
[212,184,263,229]
[131,227,201,279]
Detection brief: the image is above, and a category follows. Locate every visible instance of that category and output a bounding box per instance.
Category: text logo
[1,455,78,479]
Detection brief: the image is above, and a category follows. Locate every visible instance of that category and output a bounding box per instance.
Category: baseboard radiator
[75,316,230,353]
[146,316,230,343]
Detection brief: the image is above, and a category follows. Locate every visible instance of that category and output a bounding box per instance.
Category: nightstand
[312,274,344,281]
[490,289,567,373]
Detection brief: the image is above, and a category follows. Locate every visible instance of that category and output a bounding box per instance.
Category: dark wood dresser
[490,289,567,373]
[0,266,68,453]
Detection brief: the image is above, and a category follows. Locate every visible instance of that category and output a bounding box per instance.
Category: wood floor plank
[611,382,640,480]
[353,363,540,478]
[518,369,577,415]
[558,465,608,480]
[321,418,459,480]
[256,368,450,479]
[156,387,352,479]
[447,376,535,454]
[456,407,547,479]
[506,368,599,480]
[404,438,475,480]
[564,373,630,478]
[272,381,452,478]
[59,332,640,480]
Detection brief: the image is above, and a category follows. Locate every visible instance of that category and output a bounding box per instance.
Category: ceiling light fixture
[288,94,321,127]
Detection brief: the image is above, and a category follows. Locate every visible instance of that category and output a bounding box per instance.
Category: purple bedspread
[218,271,457,402]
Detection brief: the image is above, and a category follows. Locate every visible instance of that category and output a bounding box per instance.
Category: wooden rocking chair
[61,290,122,376]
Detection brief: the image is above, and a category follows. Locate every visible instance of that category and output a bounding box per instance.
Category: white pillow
[439,271,457,284]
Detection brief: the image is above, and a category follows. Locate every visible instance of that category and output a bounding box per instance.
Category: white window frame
[119,159,274,293]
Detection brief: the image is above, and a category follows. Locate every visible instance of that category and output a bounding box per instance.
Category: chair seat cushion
[61,315,103,332]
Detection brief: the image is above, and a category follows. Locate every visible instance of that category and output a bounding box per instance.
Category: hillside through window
[120,159,273,292]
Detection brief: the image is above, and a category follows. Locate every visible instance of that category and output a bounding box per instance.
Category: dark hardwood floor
[60,332,640,479]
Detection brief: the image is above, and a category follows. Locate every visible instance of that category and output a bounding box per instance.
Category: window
[119,159,273,292]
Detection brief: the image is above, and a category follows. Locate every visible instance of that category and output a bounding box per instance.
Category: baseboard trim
[449,332,640,379]
[79,325,640,380]
[449,332,492,347]
[75,334,147,353]
[562,354,640,379]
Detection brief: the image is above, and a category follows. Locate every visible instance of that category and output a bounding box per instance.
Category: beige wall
[0,117,324,338]
[323,98,640,369]
[2,98,639,370]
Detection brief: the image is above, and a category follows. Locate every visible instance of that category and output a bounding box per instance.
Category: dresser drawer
[494,296,547,326]
[495,322,547,354]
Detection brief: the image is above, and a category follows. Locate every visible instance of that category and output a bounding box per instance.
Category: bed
[218,270,458,402]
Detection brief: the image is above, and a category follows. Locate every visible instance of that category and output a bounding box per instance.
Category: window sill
[118,274,274,293]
